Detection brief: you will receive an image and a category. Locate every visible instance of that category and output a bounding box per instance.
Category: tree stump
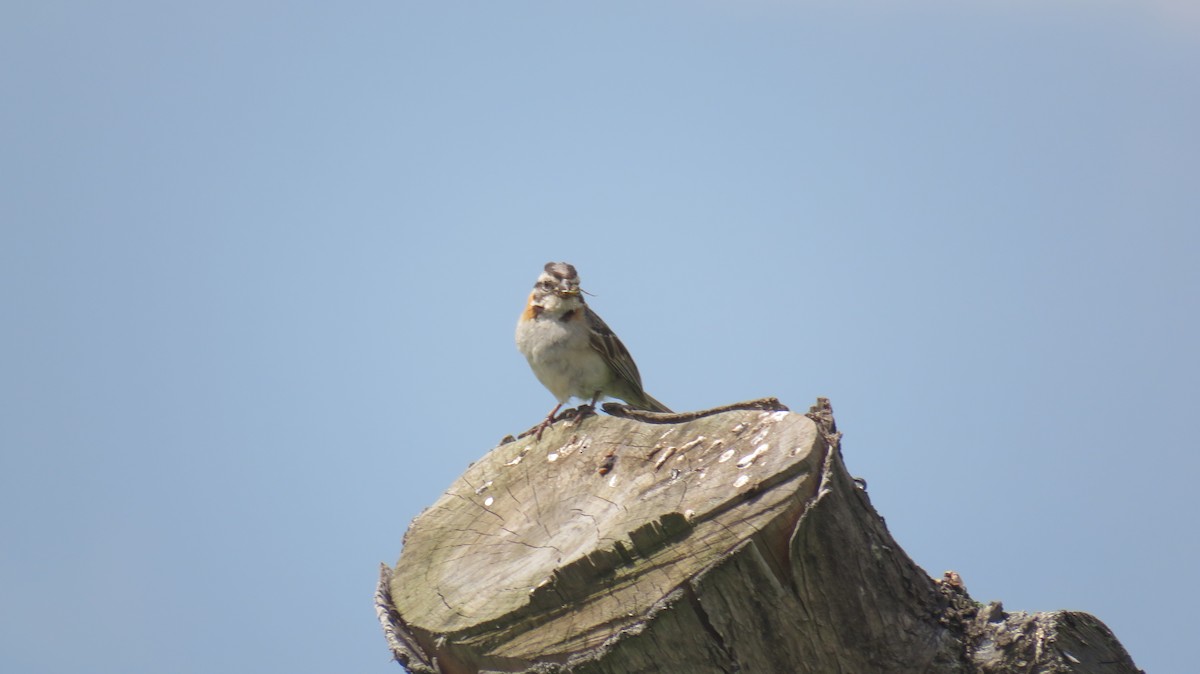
[376,399,1141,673]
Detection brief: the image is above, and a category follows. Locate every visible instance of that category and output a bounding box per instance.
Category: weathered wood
[957,601,1142,673]
[378,399,1142,673]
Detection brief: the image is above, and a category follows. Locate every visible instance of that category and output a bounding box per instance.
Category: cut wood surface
[377,399,1142,674]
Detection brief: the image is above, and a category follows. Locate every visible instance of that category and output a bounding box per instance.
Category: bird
[516,262,670,439]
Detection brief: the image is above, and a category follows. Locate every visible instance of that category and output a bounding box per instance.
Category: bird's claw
[558,404,595,423]
[518,404,597,441]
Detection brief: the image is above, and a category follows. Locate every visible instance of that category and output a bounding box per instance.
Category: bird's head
[530,261,586,312]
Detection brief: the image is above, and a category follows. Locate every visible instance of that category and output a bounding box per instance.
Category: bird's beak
[558,286,581,297]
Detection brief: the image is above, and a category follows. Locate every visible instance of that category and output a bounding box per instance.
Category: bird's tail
[637,392,672,414]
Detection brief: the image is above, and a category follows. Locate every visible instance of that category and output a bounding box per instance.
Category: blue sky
[2,2,1196,672]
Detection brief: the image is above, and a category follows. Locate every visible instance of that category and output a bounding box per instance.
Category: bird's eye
[538,280,555,290]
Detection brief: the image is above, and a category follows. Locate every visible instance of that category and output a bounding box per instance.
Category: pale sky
[2,3,1196,672]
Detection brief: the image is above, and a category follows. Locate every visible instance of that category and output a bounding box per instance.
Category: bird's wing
[584,306,645,392]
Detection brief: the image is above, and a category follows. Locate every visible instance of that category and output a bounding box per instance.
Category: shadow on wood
[376,398,1141,673]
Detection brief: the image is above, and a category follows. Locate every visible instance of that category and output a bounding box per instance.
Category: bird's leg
[534,403,563,441]
[570,391,602,425]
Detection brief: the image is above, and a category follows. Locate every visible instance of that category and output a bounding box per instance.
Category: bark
[376,399,1141,673]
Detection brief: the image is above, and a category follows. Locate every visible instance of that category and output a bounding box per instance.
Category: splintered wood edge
[603,397,789,423]
[375,564,436,673]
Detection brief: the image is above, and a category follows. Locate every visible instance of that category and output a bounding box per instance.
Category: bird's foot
[516,415,557,441]
[560,404,597,428]
[559,404,595,421]
[516,403,565,441]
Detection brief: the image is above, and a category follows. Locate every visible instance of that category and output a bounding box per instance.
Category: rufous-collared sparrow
[516,262,671,438]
